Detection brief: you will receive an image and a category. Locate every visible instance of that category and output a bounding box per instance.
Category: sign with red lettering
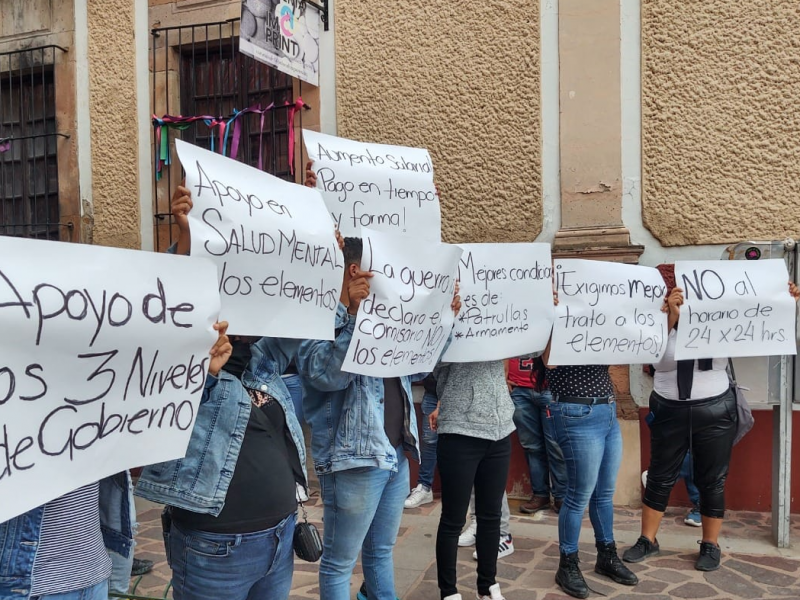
[0,236,219,524]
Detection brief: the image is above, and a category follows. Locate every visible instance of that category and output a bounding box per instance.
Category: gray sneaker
[695,541,721,571]
[622,535,660,563]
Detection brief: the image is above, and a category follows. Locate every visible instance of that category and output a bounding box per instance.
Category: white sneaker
[472,534,514,561]
[404,484,433,509]
[444,595,463,600]
[642,470,648,488]
[458,521,477,547]
[476,583,506,600]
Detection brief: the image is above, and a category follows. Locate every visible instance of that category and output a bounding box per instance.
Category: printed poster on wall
[442,243,555,362]
[175,139,343,340]
[303,130,442,241]
[549,259,669,366]
[239,0,320,86]
[0,236,220,524]
[674,259,797,359]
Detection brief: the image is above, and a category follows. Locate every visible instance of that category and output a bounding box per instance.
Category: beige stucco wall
[87,0,141,248]
[642,1,800,246]
[334,1,541,243]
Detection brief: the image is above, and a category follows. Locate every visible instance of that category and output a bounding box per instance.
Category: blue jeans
[417,392,439,489]
[167,513,296,600]
[550,401,622,554]
[283,373,304,424]
[33,581,108,600]
[511,387,567,500]
[319,449,409,600]
[680,451,700,507]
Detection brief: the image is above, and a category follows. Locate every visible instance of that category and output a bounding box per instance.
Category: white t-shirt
[653,330,729,400]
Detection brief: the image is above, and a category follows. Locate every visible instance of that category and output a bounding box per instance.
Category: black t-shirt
[172,391,300,534]
[546,365,614,398]
[422,374,437,396]
[383,378,405,448]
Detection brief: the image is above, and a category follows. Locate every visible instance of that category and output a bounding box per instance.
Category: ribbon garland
[153,97,307,181]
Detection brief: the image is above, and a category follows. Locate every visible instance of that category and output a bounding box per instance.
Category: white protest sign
[0,236,219,524]
[303,130,442,241]
[442,244,555,362]
[176,139,343,340]
[674,260,797,359]
[239,0,320,86]
[342,229,462,377]
[550,260,668,365]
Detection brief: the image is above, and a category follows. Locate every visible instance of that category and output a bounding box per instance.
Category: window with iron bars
[0,47,61,240]
[152,21,299,251]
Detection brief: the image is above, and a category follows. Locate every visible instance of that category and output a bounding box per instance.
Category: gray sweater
[434,360,516,442]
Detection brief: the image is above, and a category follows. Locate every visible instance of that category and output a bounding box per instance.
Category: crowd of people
[1,161,799,600]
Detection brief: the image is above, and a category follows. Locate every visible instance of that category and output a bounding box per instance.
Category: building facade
[2,0,798,517]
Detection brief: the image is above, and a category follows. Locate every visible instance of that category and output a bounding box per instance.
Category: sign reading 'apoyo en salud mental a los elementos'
[303,130,442,242]
[176,139,343,340]
[0,236,220,524]
[549,259,669,366]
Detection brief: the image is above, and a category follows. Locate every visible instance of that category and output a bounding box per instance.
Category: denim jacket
[298,303,435,475]
[0,473,133,600]
[135,337,307,515]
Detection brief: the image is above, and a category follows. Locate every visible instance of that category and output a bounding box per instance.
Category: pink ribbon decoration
[0,139,10,154]
[287,97,306,175]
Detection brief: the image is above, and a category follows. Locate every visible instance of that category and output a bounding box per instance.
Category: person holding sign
[136,186,313,600]
[296,237,461,600]
[431,359,515,600]
[544,347,638,597]
[622,267,800,572]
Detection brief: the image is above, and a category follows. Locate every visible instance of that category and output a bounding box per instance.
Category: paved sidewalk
[129,495,800,600]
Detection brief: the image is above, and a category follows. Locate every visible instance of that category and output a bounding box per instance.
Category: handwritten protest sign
[0,236,219,524]
[674,260,797,359]
[442,244,554,362]
[303,130,442,241]
[550,260,668,365]
[239,0,320,86]
[176,139,342,340]
[342,229,462,377]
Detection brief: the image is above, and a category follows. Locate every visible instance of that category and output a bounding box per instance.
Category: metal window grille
[151,20,300,252]
[0,46,65,240]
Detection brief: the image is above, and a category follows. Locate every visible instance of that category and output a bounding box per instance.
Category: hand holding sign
[208,322,232,377]
[347,269,374,315]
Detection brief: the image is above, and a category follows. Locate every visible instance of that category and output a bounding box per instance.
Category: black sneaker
[555,552,589,599]
[131,557,154,576]
[696,541,721,571]
[595,542,639,585]
[622,535,660,563]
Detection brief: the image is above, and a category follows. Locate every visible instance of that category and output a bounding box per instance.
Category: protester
[623,267,800,572]
[0,473,133,600]
[507,356,566,514]
[458,491,515,561]
[404,375,439,509]
[544,336,638,598]
[134,185,314,600]
[431,359,515,600]
[297,235,461,600]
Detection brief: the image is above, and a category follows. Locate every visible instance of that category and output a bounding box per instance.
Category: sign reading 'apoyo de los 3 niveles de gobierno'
[442,243,555,362]
[176,139,343,340]
[674,259,797,360]
[549,259,669,366]
[342,228,462,377]
[303,130,442,242]
[0,236,220,524]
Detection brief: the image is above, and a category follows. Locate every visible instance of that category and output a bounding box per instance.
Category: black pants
[644,389,737,519]
[436,433,511,599]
